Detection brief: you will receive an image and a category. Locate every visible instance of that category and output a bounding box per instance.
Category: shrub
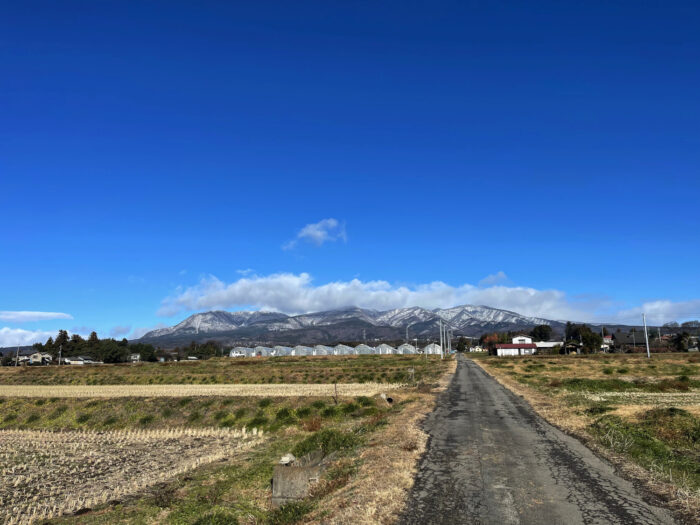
[275,407,294,421]
[49,405,67,419]
[192,510,239,525]
[602,368,614,375]
[234,407,247,419]
[617,368,629,374]
[248,415,268,428]
[103,416,118,426]
[259,398,272,408]
[139,415,155,425]
[311,400,326,410]
[584,405,616,416]
[161,407,174,418]
[296,407,312,418]
[76,413,91,424]
[341,402,359,415]
[292,428,361,458]
[177,397,192,407]
[26,413,40,424]
[321,406,338,418]
[265,500,313,525]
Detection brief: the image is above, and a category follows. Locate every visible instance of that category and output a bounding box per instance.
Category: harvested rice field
[0,354,447,386]
[0,382,401,398]
[0,428,263,525]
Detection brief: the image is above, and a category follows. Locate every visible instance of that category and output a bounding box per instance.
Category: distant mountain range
[137,305,568,347]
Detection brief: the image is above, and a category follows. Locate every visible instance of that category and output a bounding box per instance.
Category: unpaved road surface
[400,356,675,525]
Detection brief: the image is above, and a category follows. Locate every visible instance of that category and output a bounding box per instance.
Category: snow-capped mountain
[139,304,565,346]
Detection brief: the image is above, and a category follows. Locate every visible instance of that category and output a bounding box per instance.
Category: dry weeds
[306,358,457,524]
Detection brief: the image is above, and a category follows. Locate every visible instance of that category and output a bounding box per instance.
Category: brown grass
[306,357,457,524]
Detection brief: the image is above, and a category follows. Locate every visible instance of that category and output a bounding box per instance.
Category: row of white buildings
[229,343,445,358]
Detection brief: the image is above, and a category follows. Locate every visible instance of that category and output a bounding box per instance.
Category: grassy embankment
[475,353,700,519]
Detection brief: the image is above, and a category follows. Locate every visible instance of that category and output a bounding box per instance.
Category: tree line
[30,331,160,363]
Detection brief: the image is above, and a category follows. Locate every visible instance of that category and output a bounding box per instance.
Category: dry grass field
[0,354,446,386]
[475,353,700,520]
[0,383,401,398]
[0,354,453,525]
[1,428,263,525]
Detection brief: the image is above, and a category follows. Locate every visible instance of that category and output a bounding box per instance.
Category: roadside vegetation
[0,354,447,386]
[475,353,700,519]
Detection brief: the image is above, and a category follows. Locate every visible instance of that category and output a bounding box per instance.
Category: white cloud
[611,299,700,326]
[157,272,590,320]
[283,218,347,250]
[0,311,73,322]
[478,271,508,287]
[0,327,55,347]
[110,325,132,338]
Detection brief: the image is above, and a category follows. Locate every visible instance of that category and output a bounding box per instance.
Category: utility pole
[439,319,444,359]
[643,313,651,359]
[15,346,19,366]
[58,344,62,366]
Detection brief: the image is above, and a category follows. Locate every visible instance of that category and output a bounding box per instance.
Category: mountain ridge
[138,304,566,346]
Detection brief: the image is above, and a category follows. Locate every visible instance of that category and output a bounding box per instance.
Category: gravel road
[400,356,675,525]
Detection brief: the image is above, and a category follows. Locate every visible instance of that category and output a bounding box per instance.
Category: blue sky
[2,1,699,345]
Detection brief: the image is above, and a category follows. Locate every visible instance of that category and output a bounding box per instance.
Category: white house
[495,343,537,356]
[469,346,485,352]
[512,335,533,345]
[534,341,563,352]
[129,353,141,363]
[29,352,52,365]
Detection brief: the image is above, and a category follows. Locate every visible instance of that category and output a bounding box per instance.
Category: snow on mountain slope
[141,304,556,341]
[374,306,436,327]
[435,305,551,328]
